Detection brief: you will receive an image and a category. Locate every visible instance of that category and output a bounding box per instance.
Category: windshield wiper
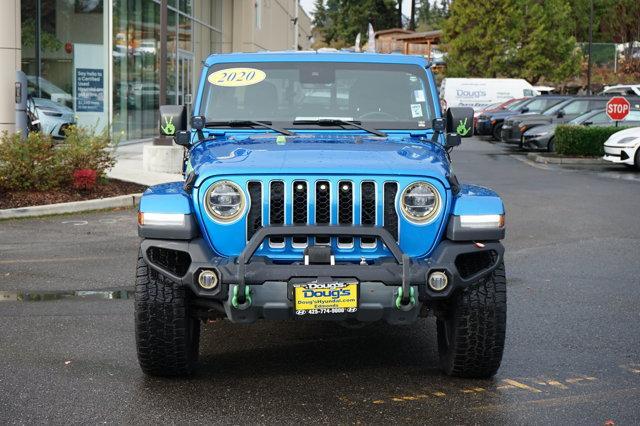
[205,120,294,136]
[292,118,387,137]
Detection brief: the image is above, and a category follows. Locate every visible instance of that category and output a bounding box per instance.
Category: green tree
[600,0,640,58]
[443,0,580,84]
[443,0,519,77]
[416,0,447,31]
[512,0,581,84]
[315,0,398,47]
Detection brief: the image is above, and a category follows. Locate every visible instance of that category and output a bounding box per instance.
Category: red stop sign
[606,97,630,121]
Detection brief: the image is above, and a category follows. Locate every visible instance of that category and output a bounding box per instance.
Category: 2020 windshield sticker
[208,68,267,87]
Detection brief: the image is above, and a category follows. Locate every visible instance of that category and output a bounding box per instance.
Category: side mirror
[159,105,186,136]
[174,130,191,147]
[520,107,529,113]
[556,109,565,118]
[446,107,474,137]
[444,133,462,149]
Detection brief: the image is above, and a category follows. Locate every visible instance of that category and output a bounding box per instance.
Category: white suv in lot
[602,85,640,96]
[603,127,640,169]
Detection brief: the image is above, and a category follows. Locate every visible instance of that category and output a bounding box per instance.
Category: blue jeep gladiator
[136,51,506,378]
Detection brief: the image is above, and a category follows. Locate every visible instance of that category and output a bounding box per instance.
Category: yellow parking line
[500,379,542,393]
[565,376,597,384]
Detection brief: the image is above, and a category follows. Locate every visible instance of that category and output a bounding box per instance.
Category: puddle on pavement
[0,289,134,302]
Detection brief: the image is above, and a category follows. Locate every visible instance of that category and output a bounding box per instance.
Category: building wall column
[0,0,21,134]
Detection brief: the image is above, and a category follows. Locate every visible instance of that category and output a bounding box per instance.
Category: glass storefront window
[22,0,223,141]
[113,0,161,139]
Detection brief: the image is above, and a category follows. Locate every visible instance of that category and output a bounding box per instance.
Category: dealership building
[0,0,311,140]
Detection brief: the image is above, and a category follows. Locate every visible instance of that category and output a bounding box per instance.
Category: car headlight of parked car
[401,182,441,223]
[41,109,63,117]
[205,181,245,222]
[616,136,639,146]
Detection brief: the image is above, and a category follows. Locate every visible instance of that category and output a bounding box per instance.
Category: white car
[603,127,640,169]
[601,84,640,96]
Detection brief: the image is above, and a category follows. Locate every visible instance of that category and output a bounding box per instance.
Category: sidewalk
[108,139,183,187]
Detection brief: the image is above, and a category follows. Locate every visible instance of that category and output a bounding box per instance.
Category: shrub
[57,125,118,181]
[0,131,65,191]
[0,125,119,192]
[555,125,629,157]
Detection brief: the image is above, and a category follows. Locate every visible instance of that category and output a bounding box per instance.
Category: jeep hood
[189,133,451,188]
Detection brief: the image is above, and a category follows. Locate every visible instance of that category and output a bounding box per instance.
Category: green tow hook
[395,287,416,310]
[231,285,252,309]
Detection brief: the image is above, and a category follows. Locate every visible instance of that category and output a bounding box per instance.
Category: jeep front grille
[383,182,399,241]
[247,179,400,248]
[269,181,285,246]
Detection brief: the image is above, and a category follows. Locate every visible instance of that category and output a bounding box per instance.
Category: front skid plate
[220,282,421,325]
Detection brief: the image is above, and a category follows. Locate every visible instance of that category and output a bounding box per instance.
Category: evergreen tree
[443,0,518,77]
[443,0,580,84]
[315,0,398,48]
[512,0,580,84]
[312,0,327,28]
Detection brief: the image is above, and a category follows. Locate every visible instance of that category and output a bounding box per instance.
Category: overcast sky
[299,0,412,19]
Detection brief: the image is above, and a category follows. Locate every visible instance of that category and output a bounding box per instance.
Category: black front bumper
[141,226,504,301]
[500,125,521,144]
[476,119,494,135]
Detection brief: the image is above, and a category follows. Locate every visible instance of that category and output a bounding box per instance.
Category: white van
[440,78,539,111]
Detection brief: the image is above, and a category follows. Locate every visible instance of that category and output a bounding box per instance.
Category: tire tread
[438,263,507,378]
[135,251,199,377]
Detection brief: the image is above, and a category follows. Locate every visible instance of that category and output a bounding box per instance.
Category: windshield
[506,99,528,110]
[523,97,563,112]
[569,111,596,124]
[200,61,435,130]
[542,99,573,115]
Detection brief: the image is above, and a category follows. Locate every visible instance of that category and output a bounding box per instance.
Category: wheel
[492,123,503,141]
[134,250,200,377]
[547,137,556,153]
[437,262,507,378]
[635,148,640,170]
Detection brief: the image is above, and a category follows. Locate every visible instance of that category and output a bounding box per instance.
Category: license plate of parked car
[294,281,358,315]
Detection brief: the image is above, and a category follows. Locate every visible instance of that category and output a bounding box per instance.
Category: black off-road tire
[492,123,503,141]
[436,262,507,378]
[135,251,200,377]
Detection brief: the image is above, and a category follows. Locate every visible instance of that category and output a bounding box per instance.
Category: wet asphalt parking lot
[1,137,639,424]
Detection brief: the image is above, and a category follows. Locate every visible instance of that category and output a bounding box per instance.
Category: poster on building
[75,68,104,112]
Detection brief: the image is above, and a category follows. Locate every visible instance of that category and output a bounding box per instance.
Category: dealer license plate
[294,281,358,316]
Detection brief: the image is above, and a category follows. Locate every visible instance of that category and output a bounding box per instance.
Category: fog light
[428,271,448,292]
[198,270,219,290]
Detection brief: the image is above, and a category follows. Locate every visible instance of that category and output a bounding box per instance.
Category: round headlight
[205,181,245,222]
[401,182,441,223]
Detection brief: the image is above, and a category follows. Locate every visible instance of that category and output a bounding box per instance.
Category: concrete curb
[0,193,143,220]
[527,153,606,165]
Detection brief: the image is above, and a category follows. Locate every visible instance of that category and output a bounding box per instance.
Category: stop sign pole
[606,97,630,127]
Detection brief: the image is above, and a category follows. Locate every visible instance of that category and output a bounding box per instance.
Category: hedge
[0,126,118,192]
[555,125,629,157]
